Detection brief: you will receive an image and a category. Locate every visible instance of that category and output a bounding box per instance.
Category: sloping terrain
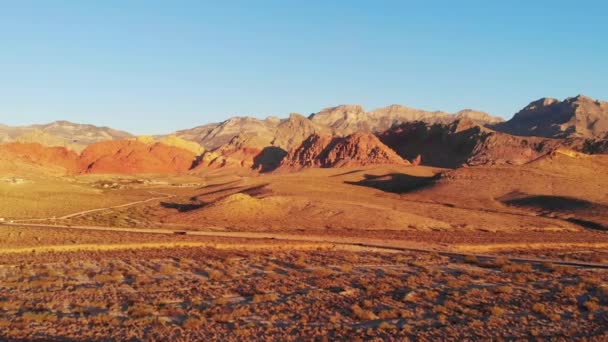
[0,120,132,152]
[310,104,502,135]
[68,164,582,234]
[0,142,80,173]
[404,150,608,230]
[281,132,408,169]
[493,95,608,138]
[175,114,329,153]
[79,140,198,174]
[379,119,562,168]
[174,103,501,151]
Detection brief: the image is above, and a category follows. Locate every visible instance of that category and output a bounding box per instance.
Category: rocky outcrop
[281,132,408,169]
[379,119,562,168]
[0,142,80,172]
[493,95,608,139]
[175,114,328,152]
[79,140,198,174]
[309,104,503,135]
[174,103,501,151]
[194,135,265,169]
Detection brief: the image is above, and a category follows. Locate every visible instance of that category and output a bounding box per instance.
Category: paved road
[3,221,608,269]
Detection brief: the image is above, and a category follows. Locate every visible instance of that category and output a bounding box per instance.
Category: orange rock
[281,132,408,169]
[79,140,197,174]
[0,142,79,172]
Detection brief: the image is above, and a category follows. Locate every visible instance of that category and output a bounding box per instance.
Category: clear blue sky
[1,0,606,134]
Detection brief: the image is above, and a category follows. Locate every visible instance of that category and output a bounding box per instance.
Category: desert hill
[0,120,132,152]
[402,149,608,230]
[493,95,608,139]
[0,142,80,174]
[281,132,408,169]
[79,140,198,175]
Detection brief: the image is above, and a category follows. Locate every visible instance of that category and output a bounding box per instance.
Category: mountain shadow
[499,193,608,231]
[345,173,439,194]
[160,202,206,212]
[253,146,288,173]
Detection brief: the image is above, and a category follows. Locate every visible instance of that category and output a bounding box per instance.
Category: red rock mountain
[0,142,80,172]
[281,132,408,169]
[193,135,265,170]
[79,140,198,174]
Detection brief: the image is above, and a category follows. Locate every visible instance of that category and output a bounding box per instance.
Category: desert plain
[0,95,607,340]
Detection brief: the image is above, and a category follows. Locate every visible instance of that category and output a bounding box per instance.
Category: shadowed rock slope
[379,119,563,168]
[493,95,608,139]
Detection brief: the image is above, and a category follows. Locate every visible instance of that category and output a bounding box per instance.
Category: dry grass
[0,247,606,340]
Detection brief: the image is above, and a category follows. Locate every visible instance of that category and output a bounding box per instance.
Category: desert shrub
[490,306,506,316]
[94,272,124,283]
[313,267,333,277]
[128,303,155,319]
[446,278,467,287]
[560,285,581,297]
[158,264,176,276]
[496,285,513,294]
[491,256,509,268]
[549,313,561,321]
[501,263,533,273]
[532,303,548,316]
[362,299,373,309]
[182,316,207,329]
[328,313,342,324]
[583,299,600,312]
[378,321,394,331]
[22,312,57,323]
[464,255,478,264]
[293,258,308,270]
[208,270,225,281]
[433,305,449,315]
[351,304,378,321]
[215,297,229,305]
[340,264,353,273]
[378,309,400,320]
[252,293,279,303]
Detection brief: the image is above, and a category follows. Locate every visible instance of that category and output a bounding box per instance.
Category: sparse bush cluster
[0,246,606,340]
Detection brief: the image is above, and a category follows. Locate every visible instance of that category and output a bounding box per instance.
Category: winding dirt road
[11,191,174,222]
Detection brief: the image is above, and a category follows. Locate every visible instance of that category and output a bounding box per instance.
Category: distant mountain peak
[494,95,608,139]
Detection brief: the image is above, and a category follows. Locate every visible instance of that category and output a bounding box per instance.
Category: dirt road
[3,221,608,269]
[11,191,174,222]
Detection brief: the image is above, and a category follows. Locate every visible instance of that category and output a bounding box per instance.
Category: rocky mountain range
[174,104,503,151]
[309,105,503,135]
[0,120,132,152]
[1,95,607,174]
